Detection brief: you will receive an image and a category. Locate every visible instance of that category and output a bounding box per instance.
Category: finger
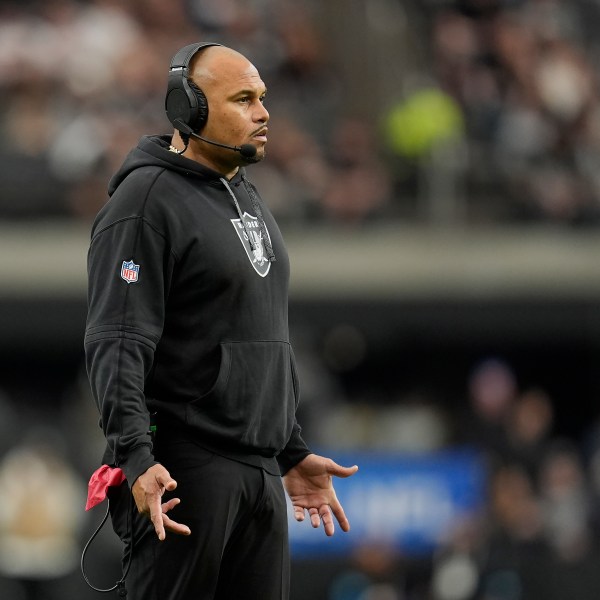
[309,507,320,528]
[149,499,167,541]
[161,497,181,512]
[327,461,359,478]
[162,478,178,492]
[162,514,191,536]
[319,506,335,537]
[330,498,351,533]
[293,506,305,522]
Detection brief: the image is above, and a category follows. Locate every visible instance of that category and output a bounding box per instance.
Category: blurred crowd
[0,0,392,225]
[431,358,600,600]
[301,356,600,599]
[429,0,600,224]
[4,0,600,225]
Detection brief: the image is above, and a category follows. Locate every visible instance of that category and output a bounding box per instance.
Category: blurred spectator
[538,441,593,562]
[430,514,483,600]
[488,464,544,549]
[0,390,20,458]
[0,427,86,600]
[462,357,518,463]
[382,83,467,223]
[327,545,406,599]
[321,117,393,225]
[505,387,554,478]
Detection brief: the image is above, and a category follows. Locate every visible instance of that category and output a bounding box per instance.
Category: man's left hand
[283,454,358,536]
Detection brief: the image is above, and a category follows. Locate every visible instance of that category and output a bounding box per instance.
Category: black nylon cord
[81,495,133,597]
[241,174,276,262]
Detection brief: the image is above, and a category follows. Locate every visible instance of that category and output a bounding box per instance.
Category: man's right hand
[131,464,191,541]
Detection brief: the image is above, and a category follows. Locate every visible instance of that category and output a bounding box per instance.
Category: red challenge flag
[85,464,126,511]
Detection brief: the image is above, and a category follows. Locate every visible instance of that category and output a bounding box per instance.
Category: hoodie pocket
[186,340,299,453]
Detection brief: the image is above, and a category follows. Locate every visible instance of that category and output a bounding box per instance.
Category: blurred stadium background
[2,0,600,598]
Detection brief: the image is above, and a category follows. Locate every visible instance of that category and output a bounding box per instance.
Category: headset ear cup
[165,88,192,129]
[165,42,220,133]
[187,80,209,131]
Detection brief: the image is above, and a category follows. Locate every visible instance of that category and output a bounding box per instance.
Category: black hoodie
[85,134,310,486]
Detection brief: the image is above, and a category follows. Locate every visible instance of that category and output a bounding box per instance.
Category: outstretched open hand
[132,464,191,541]
[283,454,358,536]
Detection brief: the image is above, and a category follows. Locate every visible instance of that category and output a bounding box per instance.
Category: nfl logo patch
[120,259,140,284]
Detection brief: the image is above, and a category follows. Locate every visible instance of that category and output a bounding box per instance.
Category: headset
[164,42,222,135]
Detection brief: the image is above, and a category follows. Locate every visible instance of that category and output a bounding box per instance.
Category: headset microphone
[190,132,257,159]
[174,119,257,159]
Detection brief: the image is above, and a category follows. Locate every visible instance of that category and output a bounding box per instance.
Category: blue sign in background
[287,448,487,557]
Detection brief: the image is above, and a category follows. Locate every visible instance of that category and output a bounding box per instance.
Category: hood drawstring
[221,176,276,263]
[241,174,276,262]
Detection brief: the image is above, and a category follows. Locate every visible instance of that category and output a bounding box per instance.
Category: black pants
[109,440,290,600]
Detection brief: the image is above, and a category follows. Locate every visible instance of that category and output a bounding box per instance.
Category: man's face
[192,49,269,166]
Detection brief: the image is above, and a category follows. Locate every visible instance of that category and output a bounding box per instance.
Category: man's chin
[242,149,266,165]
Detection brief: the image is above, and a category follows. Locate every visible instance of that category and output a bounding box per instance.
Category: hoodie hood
[107,134,274,261]
[108,134,244,197]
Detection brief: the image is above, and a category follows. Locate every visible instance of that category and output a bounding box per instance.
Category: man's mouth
[252,128,268,143]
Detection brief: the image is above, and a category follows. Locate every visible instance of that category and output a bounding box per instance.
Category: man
[85,42,358,600]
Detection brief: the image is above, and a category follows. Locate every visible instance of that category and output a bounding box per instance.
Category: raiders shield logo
[230,212,272,277]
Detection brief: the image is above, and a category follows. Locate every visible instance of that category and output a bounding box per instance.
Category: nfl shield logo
[120,259,140,284]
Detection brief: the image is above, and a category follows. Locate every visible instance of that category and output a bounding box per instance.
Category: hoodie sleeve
[276,421,311,475]
[85,213,175,487]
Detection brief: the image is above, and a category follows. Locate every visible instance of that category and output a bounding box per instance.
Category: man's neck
[170,130,239,180]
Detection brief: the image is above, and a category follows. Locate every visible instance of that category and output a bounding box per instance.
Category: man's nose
[254,102,269,123]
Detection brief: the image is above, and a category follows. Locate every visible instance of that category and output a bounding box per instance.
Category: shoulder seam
[91,169,179,260]
[93,166,164,237]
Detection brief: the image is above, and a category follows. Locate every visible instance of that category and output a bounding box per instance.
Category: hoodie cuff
[120,444,158,489]
[277,425,311,475]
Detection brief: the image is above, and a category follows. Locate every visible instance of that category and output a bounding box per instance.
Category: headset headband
[168,42,222,74]
[165,42,223,134]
